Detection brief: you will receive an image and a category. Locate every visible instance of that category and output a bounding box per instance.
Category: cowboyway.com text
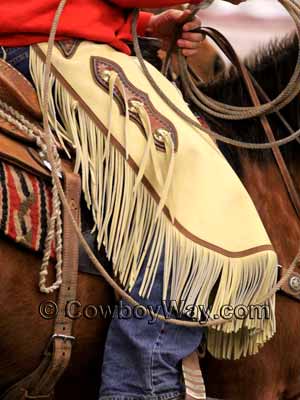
[39,300,270,323]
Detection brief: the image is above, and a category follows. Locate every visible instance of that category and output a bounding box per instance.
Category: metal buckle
[44,333,76,355]
[51,333,76,342]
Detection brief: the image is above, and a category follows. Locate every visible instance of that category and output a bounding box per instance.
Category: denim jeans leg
[99,250,203,400]
[0,46,31,82]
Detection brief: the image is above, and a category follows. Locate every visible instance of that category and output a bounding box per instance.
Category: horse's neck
[202,35,300,266]
[227,96,300,267]
[240,40,300,266]
[238,151,300,267]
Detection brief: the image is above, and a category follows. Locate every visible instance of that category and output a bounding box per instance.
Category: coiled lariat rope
[132,0,300,149]
[179,0,300,121]
[1,0,300,327]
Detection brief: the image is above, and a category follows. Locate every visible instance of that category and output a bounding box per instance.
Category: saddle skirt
[29,40,277,361]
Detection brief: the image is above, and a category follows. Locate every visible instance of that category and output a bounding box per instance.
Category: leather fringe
[30,48,277,360]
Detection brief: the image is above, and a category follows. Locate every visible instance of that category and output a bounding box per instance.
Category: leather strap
[0,131,73,180]
[0,58,42,120]
[30,171,81,396]
[183,351,206,400]
[0,58,42,147]
[164,25,300,218]
[1,171,81,400]
[197,28,300,220]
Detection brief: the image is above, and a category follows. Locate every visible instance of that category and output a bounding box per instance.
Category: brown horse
[0,226,114,399]
[197,34,300,400]
[0,34,299,400]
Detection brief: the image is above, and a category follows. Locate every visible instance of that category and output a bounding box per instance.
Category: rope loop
[132,0,300,150]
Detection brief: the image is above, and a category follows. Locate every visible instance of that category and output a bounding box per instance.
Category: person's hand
[146,9,203,57]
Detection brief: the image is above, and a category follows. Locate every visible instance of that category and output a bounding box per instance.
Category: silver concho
[154,128,170,143]
[289,275,300,292]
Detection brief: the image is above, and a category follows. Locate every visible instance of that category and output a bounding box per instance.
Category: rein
[1,0,300,329]
[153,0,300,290]
[179,25,300,219]
[199,28,300,219]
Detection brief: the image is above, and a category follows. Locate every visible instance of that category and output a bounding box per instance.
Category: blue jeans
[0,46,31,81]
[99,251,204,400]
[1,44,204,400]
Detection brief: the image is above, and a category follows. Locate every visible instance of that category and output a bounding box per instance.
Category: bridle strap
[159,18,300,299]
[184,27,300,300]
[196,27,300,220]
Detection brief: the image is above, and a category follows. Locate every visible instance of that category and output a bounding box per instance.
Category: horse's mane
[138,33,299,172]
[196,33,300,172]
[193,34,300,169]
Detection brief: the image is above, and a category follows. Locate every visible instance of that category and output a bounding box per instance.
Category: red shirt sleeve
[112,1,204,53]
[113,0,204,40]
[137,11,153,36]
[117,11,152,41]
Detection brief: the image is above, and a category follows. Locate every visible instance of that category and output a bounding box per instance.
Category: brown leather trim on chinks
[32,44,274,258]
